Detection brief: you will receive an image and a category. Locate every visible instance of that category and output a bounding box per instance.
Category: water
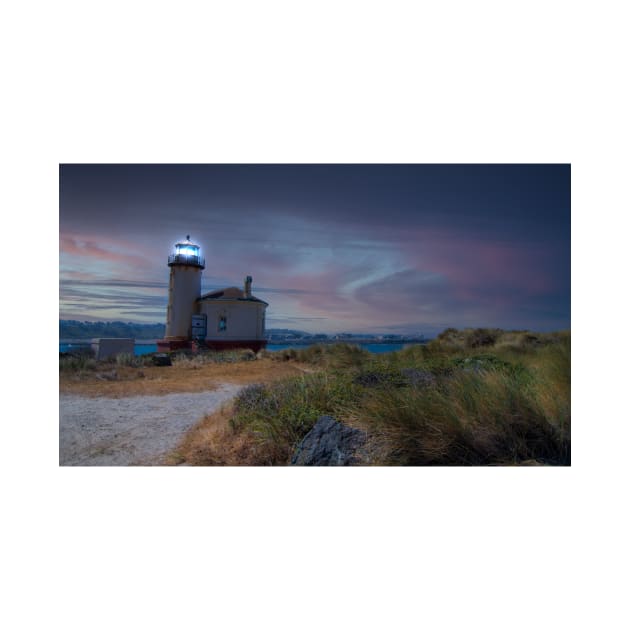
[60,341,158,356]
[60,340,424,355]
[266,342,414,354]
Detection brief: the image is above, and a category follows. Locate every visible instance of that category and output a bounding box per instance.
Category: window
[218,316,227,332]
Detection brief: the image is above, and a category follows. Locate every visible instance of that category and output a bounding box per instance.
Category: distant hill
[60,322,312,340]
[60,320,165,340]
[266,328,310,337]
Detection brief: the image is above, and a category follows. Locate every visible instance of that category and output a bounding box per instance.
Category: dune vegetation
[176,328,570,466]
[60,328,570,465]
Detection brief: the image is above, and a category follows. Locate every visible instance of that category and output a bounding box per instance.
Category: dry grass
[59,358,310,398]
[164,404,283,466]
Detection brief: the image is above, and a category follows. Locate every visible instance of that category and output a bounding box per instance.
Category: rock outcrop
[152,353,172,366]
[290,415,367,466]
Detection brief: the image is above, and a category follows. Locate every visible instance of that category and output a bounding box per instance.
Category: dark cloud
[60,164,570,242]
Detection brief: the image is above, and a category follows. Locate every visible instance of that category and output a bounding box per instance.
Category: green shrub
[466,328,501,348]
[59,354,97,372]
[230,373,363,464]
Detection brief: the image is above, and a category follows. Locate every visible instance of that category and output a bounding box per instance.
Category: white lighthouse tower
[157,235,268,353]
[164,236,204,343]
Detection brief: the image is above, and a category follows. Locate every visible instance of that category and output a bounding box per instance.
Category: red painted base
[156,339,267,353]
[204,339,267,352]
[156,339,190,352]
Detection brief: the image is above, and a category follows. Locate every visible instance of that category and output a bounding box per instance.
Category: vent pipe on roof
[244,275,252,298]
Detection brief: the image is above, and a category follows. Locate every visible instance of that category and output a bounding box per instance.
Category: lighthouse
[164,236,204,343]
[158,236,268,353]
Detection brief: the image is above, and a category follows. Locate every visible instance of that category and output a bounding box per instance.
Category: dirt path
[59,384,243,466]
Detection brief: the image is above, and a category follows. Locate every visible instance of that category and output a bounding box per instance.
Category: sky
[59,164,570,336]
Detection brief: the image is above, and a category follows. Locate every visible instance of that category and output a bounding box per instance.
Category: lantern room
[168,235,205,269]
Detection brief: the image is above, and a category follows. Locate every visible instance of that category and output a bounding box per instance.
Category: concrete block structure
[157,236,268,352]
[91,338,135,360]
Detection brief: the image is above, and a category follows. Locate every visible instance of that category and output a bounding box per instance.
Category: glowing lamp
[176,245,199,257]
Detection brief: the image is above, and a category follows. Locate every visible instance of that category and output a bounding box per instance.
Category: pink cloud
[60,233,154,269]
[396,228,559,297]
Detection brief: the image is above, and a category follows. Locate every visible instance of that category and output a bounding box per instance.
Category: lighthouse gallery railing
[168,253,205,267]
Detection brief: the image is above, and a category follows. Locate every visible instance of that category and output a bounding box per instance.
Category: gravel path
[59,384,243,466]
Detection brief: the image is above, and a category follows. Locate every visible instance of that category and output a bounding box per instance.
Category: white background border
[3,1,628,629]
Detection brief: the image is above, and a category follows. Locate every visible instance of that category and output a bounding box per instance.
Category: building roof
[197,286,268,306]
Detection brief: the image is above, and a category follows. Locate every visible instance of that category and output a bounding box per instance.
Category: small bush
[230,373,362,464]
[172,348,257,368]
[437,327,459,340]
[59,354,97,372]
[450,354,526,377]
[269,348,298,361]
[234,383,269,413]
[466,328,500,348]
[115,353,140,367]
[430,328,467,351]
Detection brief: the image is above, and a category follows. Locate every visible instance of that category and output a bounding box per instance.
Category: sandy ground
[59,384,243,466]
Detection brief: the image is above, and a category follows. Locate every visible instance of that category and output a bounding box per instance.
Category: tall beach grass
[217,329,570,465]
